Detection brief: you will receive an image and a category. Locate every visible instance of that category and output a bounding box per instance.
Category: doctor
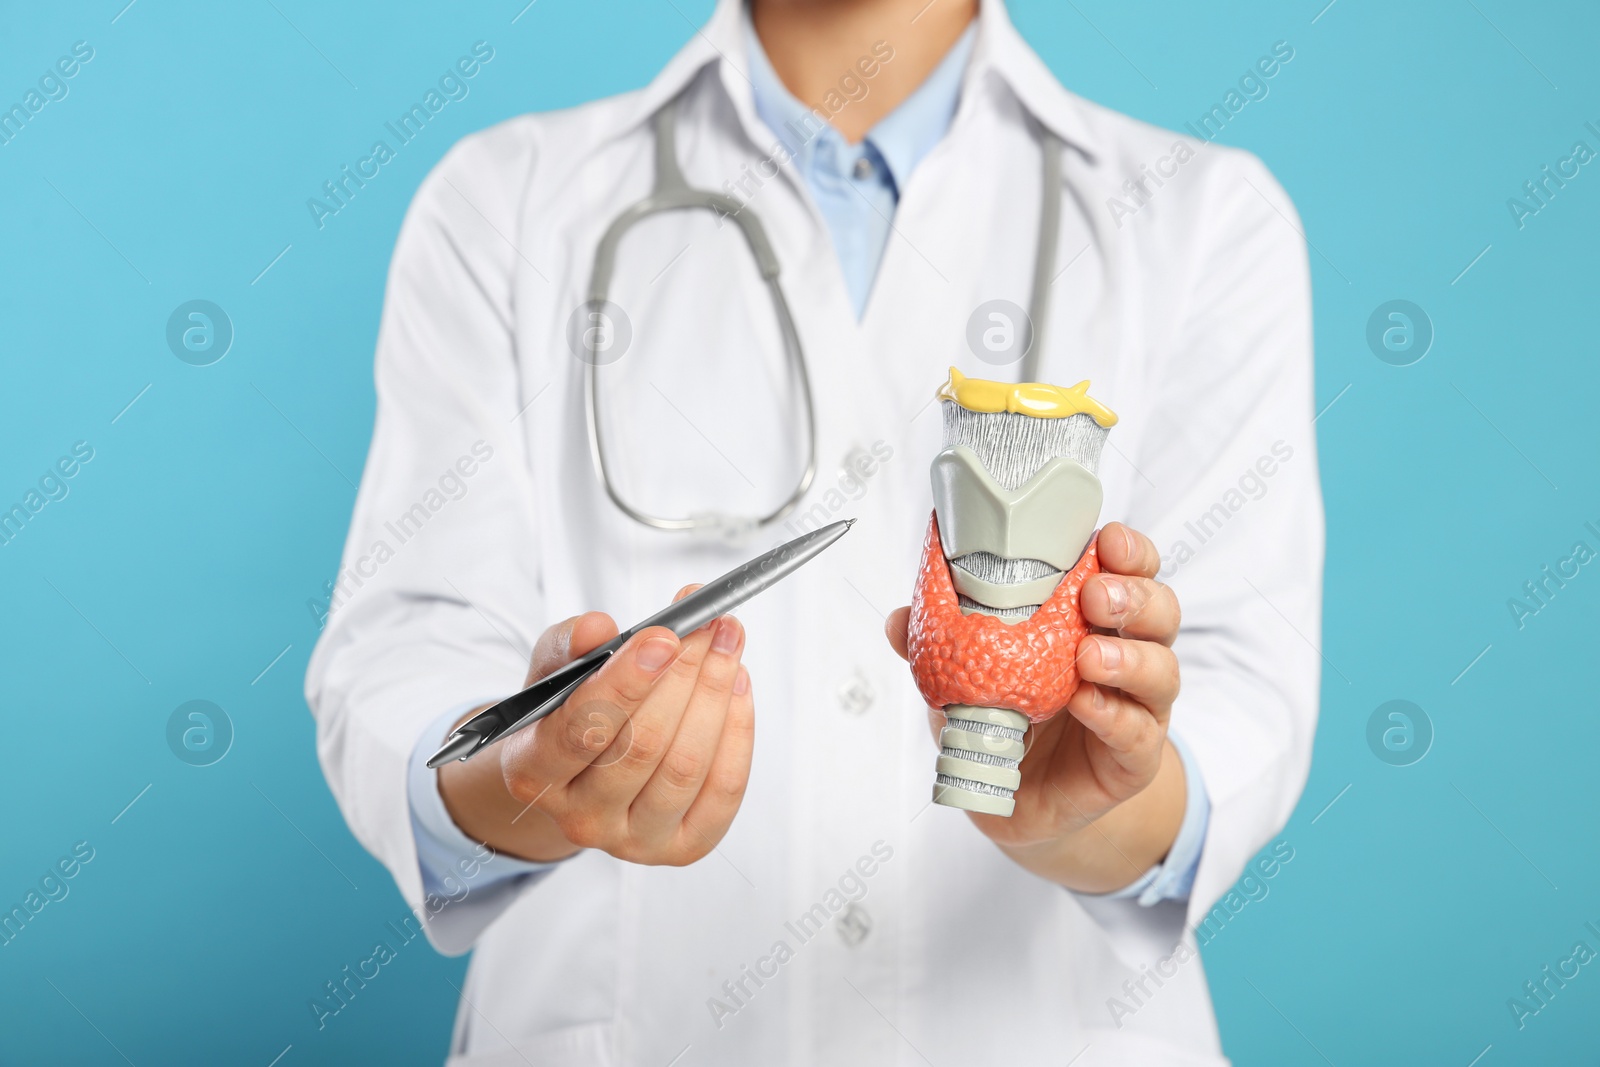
[307,0,1322,1063]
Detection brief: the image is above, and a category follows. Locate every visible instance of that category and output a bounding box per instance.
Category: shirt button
[852,156,875,181]
[836,903,872,946]
[837,671,875,715]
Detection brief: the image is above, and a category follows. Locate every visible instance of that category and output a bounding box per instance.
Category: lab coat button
[841,444,872,477]
[836,903,872,946]
[837,672,875,715]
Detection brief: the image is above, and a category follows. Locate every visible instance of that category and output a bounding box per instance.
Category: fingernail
[1102,576,1128,616]
[1120,523,1136,561]
[733,666,751,696]
[1091,684,1107,712]
[712,616,741,654]
[636,636,678,672]
[1096,638,1122,670]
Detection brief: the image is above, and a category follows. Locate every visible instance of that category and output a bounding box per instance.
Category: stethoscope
[583,93,1065,536]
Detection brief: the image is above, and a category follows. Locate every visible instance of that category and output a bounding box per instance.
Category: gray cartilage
[952,552,1056,622]
[941,403,1109,488]
[932,706,1030,817]
[930,446,1103,572]
[950,561,1064,611]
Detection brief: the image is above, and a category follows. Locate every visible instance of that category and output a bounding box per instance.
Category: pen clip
[497,648,616,736]
[427,645,619,768]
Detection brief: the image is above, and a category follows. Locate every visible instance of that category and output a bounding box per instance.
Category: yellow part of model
[936,367,1118,427]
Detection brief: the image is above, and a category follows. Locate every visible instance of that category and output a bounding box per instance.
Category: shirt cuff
[407,702,560,901]
[1100,731,1211,906]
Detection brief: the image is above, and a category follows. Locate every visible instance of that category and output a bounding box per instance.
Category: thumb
[885,606,911,661]
[526,611,619,685]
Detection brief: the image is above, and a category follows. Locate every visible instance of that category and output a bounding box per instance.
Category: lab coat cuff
[1095,730,1211,906]
[406,702,561,952]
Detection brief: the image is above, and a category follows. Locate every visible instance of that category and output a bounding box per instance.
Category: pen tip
[844,517,857,529]
[425,729,483,769]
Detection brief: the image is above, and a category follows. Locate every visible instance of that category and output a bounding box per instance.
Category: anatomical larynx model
[907,368,1117,817]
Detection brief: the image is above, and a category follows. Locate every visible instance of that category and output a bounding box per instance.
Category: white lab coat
[305,1,1323,1063]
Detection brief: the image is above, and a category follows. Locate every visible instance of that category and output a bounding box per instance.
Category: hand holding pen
[438,592,753,866]
[432,520,851,867]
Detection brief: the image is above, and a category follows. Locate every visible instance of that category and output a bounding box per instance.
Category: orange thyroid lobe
[907,511,1098,723]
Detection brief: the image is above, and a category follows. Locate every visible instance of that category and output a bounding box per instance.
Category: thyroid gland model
[907,368,1117,817]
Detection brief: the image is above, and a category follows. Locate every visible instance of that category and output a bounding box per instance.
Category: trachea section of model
[907,368,1117,817]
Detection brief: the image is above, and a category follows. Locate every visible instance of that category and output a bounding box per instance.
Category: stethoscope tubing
[581,92,1062,534]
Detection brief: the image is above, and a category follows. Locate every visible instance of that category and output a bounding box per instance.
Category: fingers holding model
[1080,522,1181,644]
[1059,525,1182,809]
[438,596,755,868]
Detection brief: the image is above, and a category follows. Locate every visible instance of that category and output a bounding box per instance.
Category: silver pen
[426,518,856,768]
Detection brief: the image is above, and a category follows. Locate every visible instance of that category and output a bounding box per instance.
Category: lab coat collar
[618,0,1103,163]
[616,0,763,150]
[963,0,1104,161]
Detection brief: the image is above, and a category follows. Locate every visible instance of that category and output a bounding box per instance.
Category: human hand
[886,522,1186,888]
[439,588,754,866]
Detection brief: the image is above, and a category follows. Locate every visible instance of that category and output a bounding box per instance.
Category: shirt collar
[740,13,831,169]
[866,23,975,191]
[740,7,977,192]
[622,0,1102,164]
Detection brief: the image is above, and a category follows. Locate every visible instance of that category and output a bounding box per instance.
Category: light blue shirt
[406,18,1210,907]
[743,15,974,317]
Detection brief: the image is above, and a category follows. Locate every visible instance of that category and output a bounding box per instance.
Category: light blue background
[2,1,1596,1064]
